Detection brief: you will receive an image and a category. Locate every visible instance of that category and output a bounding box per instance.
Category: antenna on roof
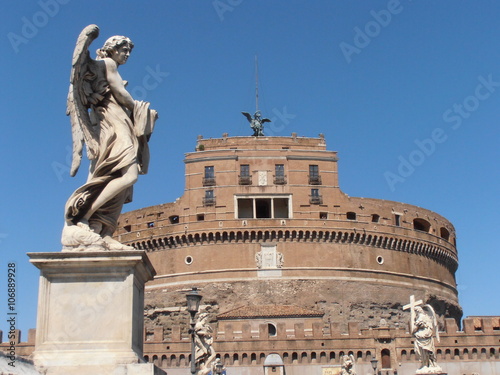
[255,54,259,112]
[241,55,271,136]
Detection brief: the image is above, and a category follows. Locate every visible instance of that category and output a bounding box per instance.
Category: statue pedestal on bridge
[28,251,166,375]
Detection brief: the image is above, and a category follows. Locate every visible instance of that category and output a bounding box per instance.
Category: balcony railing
[203,197,216,206]
[238,175,252,185]
[309,195,323,205]
[308,175,322,185]
[273,175,287,185]
[202,177,216,186]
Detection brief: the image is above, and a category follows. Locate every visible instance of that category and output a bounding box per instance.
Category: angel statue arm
[62,24,158,252]
[103,53,134,111]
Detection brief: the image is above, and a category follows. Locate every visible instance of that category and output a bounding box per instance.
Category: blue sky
[1,1,499,338]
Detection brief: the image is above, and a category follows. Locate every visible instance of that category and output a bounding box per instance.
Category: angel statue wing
[423,304,440,342]
[261,117,271,123]
[66,24,103,177]
[241,111,253,123]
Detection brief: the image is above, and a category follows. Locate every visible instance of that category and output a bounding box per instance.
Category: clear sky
[1,0,499,338]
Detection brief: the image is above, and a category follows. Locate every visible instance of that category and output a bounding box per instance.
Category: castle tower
[115,134,461,335]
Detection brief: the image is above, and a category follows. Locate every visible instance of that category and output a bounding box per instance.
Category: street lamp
[186,287,202,375]
[370,357,378,375]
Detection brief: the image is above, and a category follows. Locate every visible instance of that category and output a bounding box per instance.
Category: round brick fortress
[115,134,461,334]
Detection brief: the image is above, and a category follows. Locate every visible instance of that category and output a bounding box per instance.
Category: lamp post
[370,357,378,375]
[186,287,202,375]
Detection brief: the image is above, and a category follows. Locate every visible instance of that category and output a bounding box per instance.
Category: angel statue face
[111,44,132,65]
[96,35,134,65]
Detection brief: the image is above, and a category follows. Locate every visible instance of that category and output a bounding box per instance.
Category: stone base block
[38,362,167,375]
[28,251,157,374]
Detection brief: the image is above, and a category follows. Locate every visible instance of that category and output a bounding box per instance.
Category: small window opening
[123,225,131,232]
[268,323,277,337]
[185,256,193,265]
[346,212,356,220]
[320,212,328,219]
[394,214,401,226]
[169,215,179,224]
[372,214,380,223]
[147,222,154,228]
[197,214,205,221]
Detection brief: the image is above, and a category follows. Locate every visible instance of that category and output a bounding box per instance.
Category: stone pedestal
[28,251,166,375]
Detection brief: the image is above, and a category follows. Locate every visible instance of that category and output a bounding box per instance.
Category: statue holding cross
[404,295,443,374]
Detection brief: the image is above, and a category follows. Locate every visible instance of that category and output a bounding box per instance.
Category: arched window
[440,227,450,241]
[413,218,431,232]
[268,323,277,337]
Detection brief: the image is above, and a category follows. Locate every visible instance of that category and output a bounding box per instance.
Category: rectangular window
[203,190,216,206]
[203,166,215,186]
[309,165,319,177]
[274,164,286,184]
[309,165,321,185]
[236,196,291,219]
[395,214,401,226]
[237,199,254,218]
[205,166,214,178]
[240,164,250,176]
[273,198,289,218]
[275,164,284,176]
[310,189,322,204]
[256,198,271,218]
[239,164,252,185]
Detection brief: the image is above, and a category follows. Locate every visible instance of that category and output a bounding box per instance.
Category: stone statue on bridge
[61,24,158,251]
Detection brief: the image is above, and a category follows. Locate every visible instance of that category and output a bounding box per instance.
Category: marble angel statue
[340,354,356,375]
[194,313,216,375]
[413,305,443,374]
[61,24,158,251]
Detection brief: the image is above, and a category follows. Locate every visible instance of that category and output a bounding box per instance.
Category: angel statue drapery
[61,24,158,251]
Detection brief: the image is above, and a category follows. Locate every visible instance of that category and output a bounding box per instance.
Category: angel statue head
[96,35,134,65]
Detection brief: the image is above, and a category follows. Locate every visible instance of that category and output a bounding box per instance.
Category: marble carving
[61,25,158,251]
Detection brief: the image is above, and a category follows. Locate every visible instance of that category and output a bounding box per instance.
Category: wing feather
[241,112,252,122]
[66,24,100,177]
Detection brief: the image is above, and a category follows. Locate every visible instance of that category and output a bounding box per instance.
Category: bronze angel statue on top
[61,25,158,251]
[242,110,271,136]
